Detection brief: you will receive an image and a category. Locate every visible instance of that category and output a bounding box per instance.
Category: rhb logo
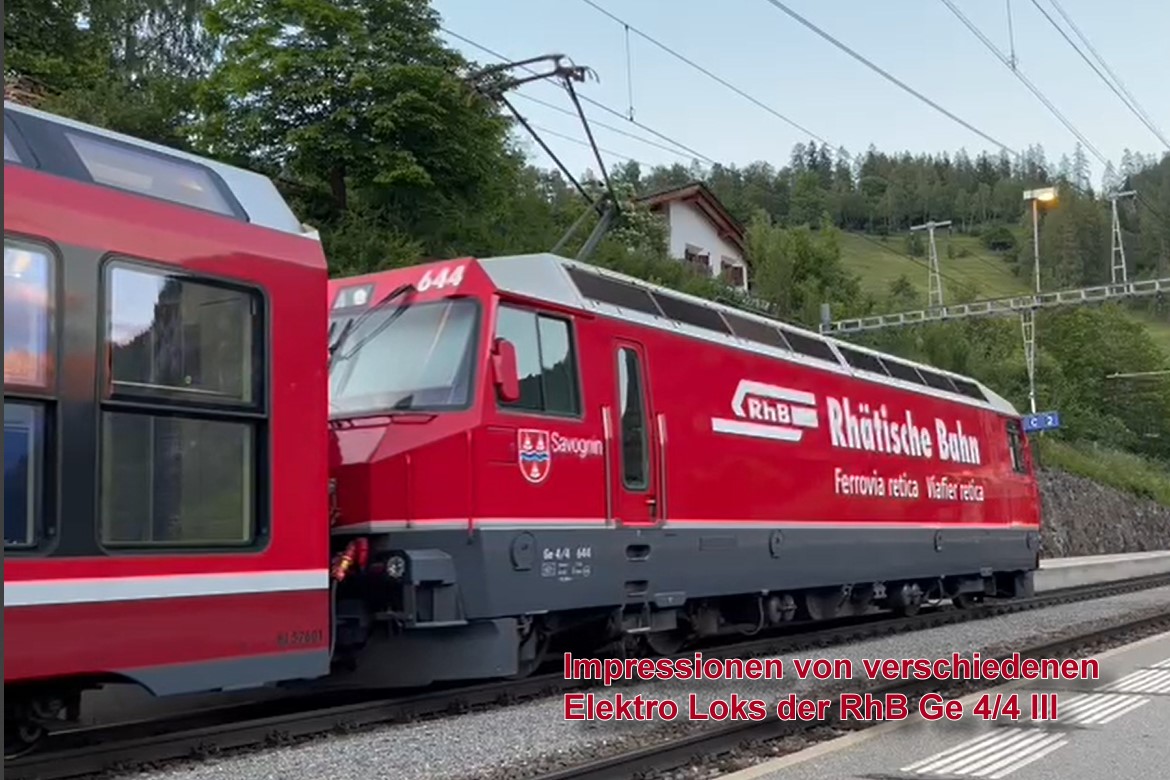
[711,380,820,443]
[518,429,551,484]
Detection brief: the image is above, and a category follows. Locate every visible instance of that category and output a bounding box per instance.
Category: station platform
[722,628,1170,780]
[1036,550,1170,591]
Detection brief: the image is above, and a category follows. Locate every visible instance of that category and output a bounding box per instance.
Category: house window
[721,261,746,288]
[683,245,709,269]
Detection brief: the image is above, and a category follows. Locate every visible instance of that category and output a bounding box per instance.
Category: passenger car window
[101,262,263,549]
[4,402,44,548]
[108,265,255,405]
[100,413,255,546]
[65,131,235,216]
[4,239,54,388]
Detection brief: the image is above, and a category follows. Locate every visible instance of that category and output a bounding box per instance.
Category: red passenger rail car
[3,101,332,754]
[325,254,1042,687]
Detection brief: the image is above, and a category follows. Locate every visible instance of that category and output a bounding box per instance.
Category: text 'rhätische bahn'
[2,101,1041,755]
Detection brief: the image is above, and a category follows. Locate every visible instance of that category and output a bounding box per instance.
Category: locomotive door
[608,340,661,527]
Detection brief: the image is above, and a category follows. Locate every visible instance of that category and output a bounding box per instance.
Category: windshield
[328,298,480,417]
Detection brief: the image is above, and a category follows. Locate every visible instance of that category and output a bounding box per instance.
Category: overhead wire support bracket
[465,53,623,262]
[819,278,1170,335]
[471,54,593,94]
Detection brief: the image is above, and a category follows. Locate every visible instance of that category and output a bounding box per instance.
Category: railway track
[533,608,1170,780]
[10,572,1170,780]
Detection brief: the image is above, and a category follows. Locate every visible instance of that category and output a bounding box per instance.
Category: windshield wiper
[328,282,416,366]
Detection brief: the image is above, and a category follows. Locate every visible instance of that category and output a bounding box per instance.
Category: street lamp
[1023,186,1058,294]
[1020,186,1057,417]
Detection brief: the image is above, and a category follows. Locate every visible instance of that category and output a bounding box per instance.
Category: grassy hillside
[839,231,1031,302]
[1143,314,1170,355]
[1036,438,1170,507]
[840,230,1170,361]
[838,229,1170,507]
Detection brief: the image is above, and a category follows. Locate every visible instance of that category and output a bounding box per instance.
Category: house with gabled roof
[634,181,749,291]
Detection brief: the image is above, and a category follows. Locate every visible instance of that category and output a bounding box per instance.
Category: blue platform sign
[1021,411,1061,433]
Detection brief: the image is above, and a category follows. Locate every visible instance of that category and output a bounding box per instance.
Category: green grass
[840,230,1170,361]
[835,230,1170,503]
[1035,438,1170,507]
[839,231,1031,302]
[1139,312,1170,357]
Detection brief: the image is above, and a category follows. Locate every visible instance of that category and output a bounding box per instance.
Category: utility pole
[1109,190,1137,285]
[911,219,951,309]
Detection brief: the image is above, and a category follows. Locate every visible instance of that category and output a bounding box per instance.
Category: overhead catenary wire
[444,17,1146,298]
[445,23,1010,299]
[1045,0,1169,151]
[516,92,695,161]
[577,0,1035,211]
[937,0,1168,228]
[575,0,1026,295]
[936,0,1107,167]
[580,0,829,146]
[753,0,1018,157]
[1028,0,1170,151]
[531,122,639,163]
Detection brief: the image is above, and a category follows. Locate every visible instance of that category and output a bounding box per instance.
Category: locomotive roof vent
[557,258,992,407]
[564,264,844,365]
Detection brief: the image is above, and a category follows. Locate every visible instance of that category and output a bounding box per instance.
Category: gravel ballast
[121,584,1170,780]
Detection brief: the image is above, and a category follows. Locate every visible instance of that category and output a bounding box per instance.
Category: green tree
[199,0,521,261]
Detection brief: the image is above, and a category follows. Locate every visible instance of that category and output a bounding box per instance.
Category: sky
[433,0,1170,185]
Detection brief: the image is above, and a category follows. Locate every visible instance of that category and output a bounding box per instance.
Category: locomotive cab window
[100,263,264,548]
[1006,420,1027,474]
[5,238,56,550]
[494,305,581,416]
[328,297,479,416]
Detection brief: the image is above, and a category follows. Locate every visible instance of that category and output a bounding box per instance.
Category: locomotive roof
[4,100,317,238]
[476,252,1019,417]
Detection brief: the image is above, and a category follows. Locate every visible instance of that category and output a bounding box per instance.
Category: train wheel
[805,587,848,622]
[5,719,45,760]
[644,629,688,657]
[510,619,550,679]
[952,594,983,610]
[890,583,925,617]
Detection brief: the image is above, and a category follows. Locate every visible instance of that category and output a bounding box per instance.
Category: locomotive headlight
[386,555,406,580]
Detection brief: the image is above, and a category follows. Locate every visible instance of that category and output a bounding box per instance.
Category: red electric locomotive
[3,101,332,754]
[324,254,1041,688]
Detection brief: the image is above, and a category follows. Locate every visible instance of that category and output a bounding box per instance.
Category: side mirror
[491,337,521,403]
